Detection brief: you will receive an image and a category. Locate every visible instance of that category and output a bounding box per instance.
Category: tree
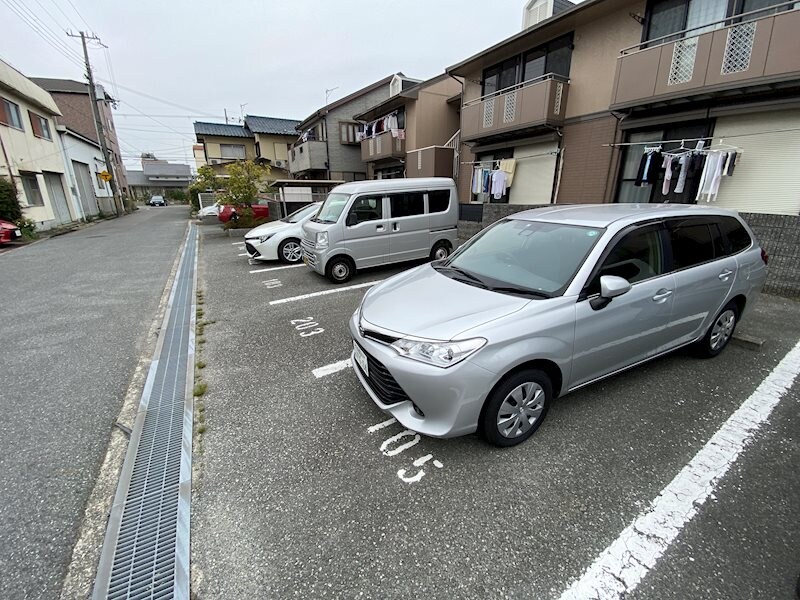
[0,176,23,222]
[188,165,222,211]
[219,160,270,208]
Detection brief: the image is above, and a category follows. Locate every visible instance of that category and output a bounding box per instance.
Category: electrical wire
[62,0,91,31]
[603,127,800,147]
[46,0,79,31]
[11,0,83,62]
[2,0,84,68]
[93,79,216,116]
[102,47,120,100]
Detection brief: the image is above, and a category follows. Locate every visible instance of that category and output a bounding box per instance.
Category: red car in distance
[0,219,22,243]
[218,201,269,224]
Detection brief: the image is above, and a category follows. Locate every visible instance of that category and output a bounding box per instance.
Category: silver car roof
[330,177,455,195]
[508,203,742,228]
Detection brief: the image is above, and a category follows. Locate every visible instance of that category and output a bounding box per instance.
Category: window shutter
[28,111,42,137]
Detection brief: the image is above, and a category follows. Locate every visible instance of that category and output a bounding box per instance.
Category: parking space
[192,225,799,599]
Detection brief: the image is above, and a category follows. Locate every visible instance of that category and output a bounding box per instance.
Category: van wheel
[326,256,354,284]
[695,301,739,358]
[430,241,451,261]
[278,238,303,263]
[480,369,552,447]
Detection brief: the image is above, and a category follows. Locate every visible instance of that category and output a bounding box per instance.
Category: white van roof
[331,177,455,195]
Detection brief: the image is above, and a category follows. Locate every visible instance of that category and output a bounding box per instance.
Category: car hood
[360,264,531,340]
[245,220,293,239]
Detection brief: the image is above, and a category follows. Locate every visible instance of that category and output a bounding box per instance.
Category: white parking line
[313,359,352,378]
[559,338,800,600]
[231,241,245,245]
[237,253,248,256]
[249,264,306,274]
[269,281,382,305]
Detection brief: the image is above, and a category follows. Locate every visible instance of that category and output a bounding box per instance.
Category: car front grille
[355,343,411,406]
[362,328,399,345]
[244,242,260,257]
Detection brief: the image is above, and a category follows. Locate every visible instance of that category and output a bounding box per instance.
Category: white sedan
[244,202,321,264]
[199,203,220,217]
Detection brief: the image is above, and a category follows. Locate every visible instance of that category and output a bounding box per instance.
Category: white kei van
[301,178,459,283]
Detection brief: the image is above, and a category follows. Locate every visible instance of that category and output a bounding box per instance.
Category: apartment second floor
[289,73,419,177]
[448,0,800,146]
[193,121,257,174]
[353,74,462,178]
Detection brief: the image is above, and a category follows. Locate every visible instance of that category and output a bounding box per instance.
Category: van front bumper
[348,313,494,438]
[301,239,326,275]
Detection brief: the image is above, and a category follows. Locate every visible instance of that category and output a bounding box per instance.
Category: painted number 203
[290,317,324,337]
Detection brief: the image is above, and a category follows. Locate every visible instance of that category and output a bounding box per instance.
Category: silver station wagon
[349,204,768,447]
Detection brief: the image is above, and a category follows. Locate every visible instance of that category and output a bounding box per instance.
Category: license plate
[353,342,368,377]
[14,230,21,237]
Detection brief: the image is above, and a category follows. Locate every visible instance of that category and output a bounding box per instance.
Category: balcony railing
[288,140,327,173]
[360,130,406,162]
[611,2,800,108]
[461,74,569,142]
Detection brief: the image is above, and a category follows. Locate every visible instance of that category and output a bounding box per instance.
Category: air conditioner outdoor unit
[274,160,287,169]
[210,159,220,165]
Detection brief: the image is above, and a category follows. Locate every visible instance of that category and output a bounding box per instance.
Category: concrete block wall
[741,212,800,298]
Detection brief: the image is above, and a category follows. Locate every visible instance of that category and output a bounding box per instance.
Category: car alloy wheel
[497,382,545,438]
[280,240,303,263]
[332,262,349,280]
[710,309,736,351]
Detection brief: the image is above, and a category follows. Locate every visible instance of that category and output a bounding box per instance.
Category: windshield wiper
[433,265,490,289]
[489,286,552,299]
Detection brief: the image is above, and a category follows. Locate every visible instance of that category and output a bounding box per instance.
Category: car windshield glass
[281,203,320,223]
[444,219,604,295]
[311,193,350,224]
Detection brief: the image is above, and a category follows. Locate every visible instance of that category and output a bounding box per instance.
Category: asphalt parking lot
[192,224,799,599]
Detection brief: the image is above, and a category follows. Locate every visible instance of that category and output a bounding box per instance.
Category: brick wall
[556,115,622,204]
[741,212,800,298]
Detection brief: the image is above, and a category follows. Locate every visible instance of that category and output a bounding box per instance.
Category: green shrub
[16,218,37,239]
[0,176,23,222]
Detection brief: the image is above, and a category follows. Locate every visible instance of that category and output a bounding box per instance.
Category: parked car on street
[218,201,269,224]
[244,202,320,264]
[302,178,459,283]
[149,195,166,206]
[350,204,767,447]
[0,219,22,243]
[198,203,220,217]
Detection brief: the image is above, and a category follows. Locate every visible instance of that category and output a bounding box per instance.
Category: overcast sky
[1,0,538,172]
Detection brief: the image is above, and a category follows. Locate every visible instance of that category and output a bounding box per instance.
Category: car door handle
[652,289,673,303]
[376,225,385,231]
[718,269,734,280]
[393,223,399,232]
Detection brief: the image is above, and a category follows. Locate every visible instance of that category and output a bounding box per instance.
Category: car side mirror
[346,213,357,227]
[590,275,631,310]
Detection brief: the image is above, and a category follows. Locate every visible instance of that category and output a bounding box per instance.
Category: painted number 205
[290,317,324,337]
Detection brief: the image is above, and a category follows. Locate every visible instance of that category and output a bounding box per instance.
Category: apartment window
[340,122,362,145]
[20,173,44,206]
[28,111,52,140]
[483,33,573,96]
[0,97,24,130]
[95,171,106,190]
[644,0,727,43]
[220,144,246,159]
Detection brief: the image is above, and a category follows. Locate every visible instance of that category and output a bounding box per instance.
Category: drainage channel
[93,224,197,600]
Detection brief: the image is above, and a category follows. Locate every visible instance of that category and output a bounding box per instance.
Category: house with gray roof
[126,156,192,199]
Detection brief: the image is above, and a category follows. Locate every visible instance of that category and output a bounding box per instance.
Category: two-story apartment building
[289,73,420,181]
[448,0,800,295]
[1,60,80,229]
[32,78,129,197]
[353,73,462,180]
[193,122,257,176]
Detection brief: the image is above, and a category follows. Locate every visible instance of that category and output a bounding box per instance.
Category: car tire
[278,238,303,264]
[326,256,354,284]
[695,301,739,358]
[480,369,552,447]
[430,241,451,261]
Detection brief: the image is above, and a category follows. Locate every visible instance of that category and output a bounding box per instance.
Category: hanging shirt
[491,170,508,199]
[661,155,673,196]
[674,154,690,194]
[696,152,722,202]
[709,152,726,200]
[498,158,516,186]
[634,153,650,187]
[482,169,491,193]
[472,167,482,194]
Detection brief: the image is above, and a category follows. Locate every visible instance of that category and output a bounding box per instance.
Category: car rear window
[428,190,450,213]
[389,192,425,218]
[717,216,752,254]
[668,220,714,270]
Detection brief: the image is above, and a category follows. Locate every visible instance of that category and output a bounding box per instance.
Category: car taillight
[760,248,769,265]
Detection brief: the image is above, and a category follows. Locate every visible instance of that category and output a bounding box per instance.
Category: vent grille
[553,82,563,116]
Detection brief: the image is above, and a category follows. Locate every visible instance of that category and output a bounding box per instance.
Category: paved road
[193,227,799,599]
[0,207,188,599]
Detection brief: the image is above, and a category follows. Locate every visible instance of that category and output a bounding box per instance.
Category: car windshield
[441,219,604,296]
[280,203,320,223]
[311,193,350,224]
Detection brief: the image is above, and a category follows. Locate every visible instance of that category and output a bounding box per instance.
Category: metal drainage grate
[93,224,197,600]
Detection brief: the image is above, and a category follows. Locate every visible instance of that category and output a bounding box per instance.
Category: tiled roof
[193,121,251,138]
[244,115,301,135]
[143,161,191,178]
[30,77,112,100]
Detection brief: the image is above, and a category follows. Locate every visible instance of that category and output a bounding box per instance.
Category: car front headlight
[258,233,274,244]
[316,231,329,249]
[390,337,486,368]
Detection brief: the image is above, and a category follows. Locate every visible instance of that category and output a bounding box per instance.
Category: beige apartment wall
[404,101,417,151]
[256,133,293,162]
[413,78,462,150]
[566,0,644,119]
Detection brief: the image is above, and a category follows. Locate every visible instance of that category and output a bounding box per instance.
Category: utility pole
[224,108,229,124]
[69,30,124,215]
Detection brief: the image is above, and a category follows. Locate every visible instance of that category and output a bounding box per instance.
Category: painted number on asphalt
[289,317,325,337]
[263,278,282,289]
[368,417,444,484]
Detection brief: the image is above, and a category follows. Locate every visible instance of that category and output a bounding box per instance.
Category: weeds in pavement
[196,360,206,369]
[193,382,207,397]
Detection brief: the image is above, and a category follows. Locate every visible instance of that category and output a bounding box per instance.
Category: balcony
[361,131,406,162]
[288,140,327,174]
[406,146,455,178]
[611,3,800,110]
[461,75,569,143]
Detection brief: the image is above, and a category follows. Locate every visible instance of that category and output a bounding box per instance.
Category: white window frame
[220,144,246,159]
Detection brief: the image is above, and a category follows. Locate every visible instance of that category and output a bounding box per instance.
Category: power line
[2,0,84,68]
[62,0,91,31]
[12,0,83,62]
[113,113,222,118]
[93,79,216,115]
[46,0,80,31]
